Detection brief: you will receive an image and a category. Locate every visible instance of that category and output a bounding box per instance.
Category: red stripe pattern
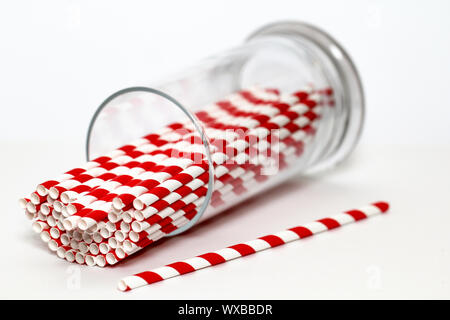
[118,201,389,291]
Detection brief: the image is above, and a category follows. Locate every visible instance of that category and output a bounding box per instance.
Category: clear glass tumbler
[86,21,364,236]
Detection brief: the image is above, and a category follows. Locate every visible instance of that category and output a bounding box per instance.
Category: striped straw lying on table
[19,86,333,267]
[118,201,389,291]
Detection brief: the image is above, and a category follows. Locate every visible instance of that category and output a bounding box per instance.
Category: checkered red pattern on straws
[19,86,333,267]
[118,202,389,291]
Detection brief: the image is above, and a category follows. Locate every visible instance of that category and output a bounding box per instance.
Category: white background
[0,0,449,299]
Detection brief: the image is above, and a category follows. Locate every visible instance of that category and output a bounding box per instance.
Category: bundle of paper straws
[19,86,332,267]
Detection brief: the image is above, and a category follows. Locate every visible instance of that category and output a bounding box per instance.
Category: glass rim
[85,86,215,237]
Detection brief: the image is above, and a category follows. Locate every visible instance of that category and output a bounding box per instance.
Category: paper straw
[118,201,389,291]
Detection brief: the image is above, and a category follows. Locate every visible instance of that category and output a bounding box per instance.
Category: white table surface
[1,142,449,299]
[1,0,449,299]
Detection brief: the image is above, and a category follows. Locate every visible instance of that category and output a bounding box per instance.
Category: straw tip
[36,185,47,196]
[133,199,144,211]
[18,198,28,209]
[117,280,131,292]
[372,201,389,213]
[112,197,124,210]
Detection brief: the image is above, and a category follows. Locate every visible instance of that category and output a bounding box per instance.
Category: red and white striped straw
[117,201,389,291]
